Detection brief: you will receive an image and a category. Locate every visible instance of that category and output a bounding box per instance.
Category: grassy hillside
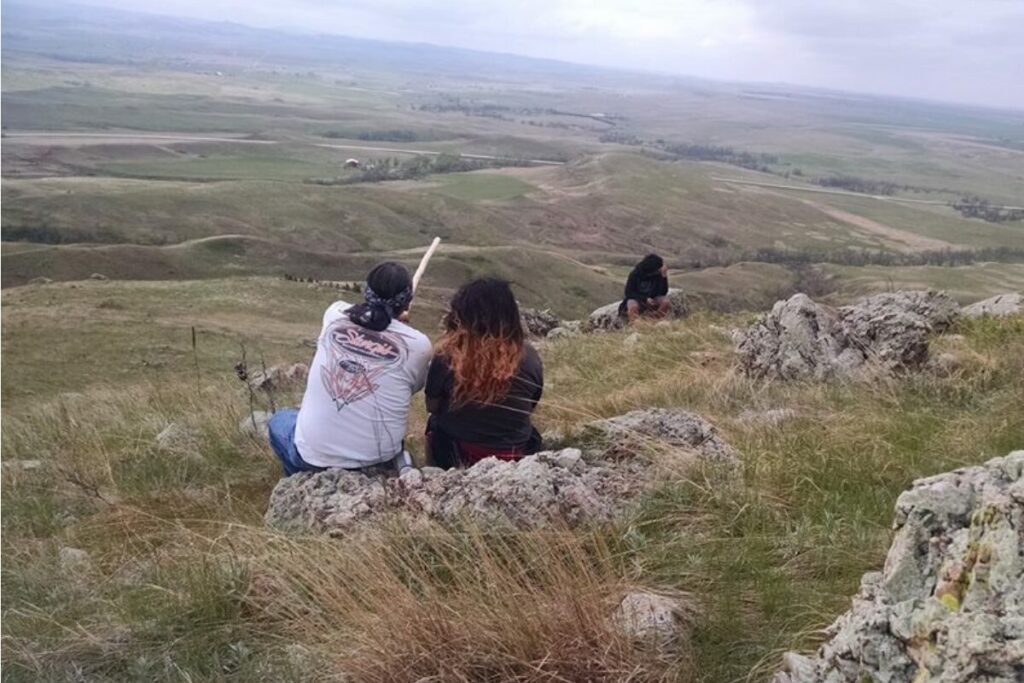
[2,5,1023,681]
[3,282,1022,681]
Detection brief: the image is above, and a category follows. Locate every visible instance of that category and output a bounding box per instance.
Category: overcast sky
[50,0,1024,109]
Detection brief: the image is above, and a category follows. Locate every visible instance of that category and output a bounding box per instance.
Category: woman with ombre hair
[425,278,544,468]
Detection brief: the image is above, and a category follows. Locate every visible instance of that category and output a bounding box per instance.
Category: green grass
[4,283,1021,681]
[825,262,1024,303]
[425,172,537,201]
[101,155,347,182]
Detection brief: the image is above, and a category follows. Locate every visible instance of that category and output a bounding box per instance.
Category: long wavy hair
[436,278,525,406]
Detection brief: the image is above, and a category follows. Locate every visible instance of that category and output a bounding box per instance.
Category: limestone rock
[961,292,1022,319]
[773,451,1024,683]
[265,409,737,537]
[154,423,202,460]
[613,590,688,650]
[547,321,583,340]
[587,289,688,331]
[239,410,271,439]
[59,547,93,574]
[737,291,959,380]
[926,352,961,377]
[586,409,738,465]
[520,308,561,338]
[244,363,308,393]
[29,277,53,285]
[89,273,108,281]
[265,448,642,535]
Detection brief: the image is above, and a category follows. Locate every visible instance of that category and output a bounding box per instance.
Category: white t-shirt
[294,301,432,468]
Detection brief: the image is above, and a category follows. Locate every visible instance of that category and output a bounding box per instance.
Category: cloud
[37,0,1024,108]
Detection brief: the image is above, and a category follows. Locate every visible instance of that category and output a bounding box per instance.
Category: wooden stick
[412,236,441,292]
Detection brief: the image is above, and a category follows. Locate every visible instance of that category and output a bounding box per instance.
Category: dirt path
[712,176,1024,211]
[798,198,956,251]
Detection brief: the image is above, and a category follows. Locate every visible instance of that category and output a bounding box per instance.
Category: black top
[624,269,669,302]
[425,343,543,448]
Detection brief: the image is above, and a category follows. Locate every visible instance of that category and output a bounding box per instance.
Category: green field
[425,172,538,201]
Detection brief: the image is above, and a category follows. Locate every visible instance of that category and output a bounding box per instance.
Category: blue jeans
[267,409,324,477]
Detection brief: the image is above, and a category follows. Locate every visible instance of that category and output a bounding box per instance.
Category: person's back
[425,278,543,468]
[426,342,542,453]
[267,262,431,475]
[295,300,430,467]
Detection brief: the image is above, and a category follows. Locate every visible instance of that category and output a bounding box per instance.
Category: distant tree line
[415,98,622,125]
[306,153,533,186]
[597,132,780,172]
[1,223,126,244]
[322,129,422,142]
[659,143,780,172]
[671,245,1024,270]
[815,175,901,195]
[951,196,1024,223]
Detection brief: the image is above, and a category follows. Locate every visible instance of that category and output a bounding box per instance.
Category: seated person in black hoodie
[619,253,670,323]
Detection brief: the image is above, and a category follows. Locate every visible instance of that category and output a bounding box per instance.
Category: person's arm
[623,270,642,301]
[531,357,544,406]
[656,275,669,298]
[424,355,452,415]
[524,345,544,408]
[408,335,432,395]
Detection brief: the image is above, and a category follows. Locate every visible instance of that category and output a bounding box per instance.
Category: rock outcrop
[587,408,739,465]
[265,409,737,536]
[520,308,562,338]
[240,363,308,393]
[774,451,1024,683]
[546,320,584,340]
[265,448,640,535]
[587,289,688,331]
[961,292,1022,319]
[613,590,690,651]
[737,291,959,380]
[239,410,271,439]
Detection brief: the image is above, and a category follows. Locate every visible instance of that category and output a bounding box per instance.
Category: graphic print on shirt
[320,321,408,409]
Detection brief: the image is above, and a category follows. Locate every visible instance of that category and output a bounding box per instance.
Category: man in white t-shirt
[267,262,432,475]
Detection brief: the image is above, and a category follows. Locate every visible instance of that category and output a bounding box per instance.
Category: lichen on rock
[774,450,1024,683]
[737,291,959,381]
[265,448,640,535]
[586,408,739,465]
[520,307,562,338]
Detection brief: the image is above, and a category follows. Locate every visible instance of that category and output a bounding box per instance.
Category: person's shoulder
[523,342,543,366]
[392,321,431,351]
[324,300,352,317]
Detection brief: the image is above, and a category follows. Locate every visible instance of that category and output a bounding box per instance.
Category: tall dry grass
[3,312,1022,681]
[241,524,685,682]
